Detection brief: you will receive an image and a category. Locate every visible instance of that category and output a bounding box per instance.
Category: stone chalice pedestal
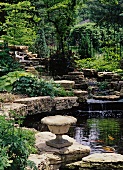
[41,115,77,149]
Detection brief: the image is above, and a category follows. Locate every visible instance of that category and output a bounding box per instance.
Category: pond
[69,116,123,155]
[23,109,123,155]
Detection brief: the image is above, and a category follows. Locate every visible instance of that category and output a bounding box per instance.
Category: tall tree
[79,0,123,26]
[42,0,79,53]
[0,1,37,46]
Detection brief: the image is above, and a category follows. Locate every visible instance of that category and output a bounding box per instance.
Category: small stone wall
[0,103,27,117]
[0,96,79,117]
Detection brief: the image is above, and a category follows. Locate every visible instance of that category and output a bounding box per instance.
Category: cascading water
[86,98,123,118]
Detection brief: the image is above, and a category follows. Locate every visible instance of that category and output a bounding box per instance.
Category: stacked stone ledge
[0,96,79,117]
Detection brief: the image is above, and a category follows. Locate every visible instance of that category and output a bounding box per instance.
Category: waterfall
[87,99,123,118]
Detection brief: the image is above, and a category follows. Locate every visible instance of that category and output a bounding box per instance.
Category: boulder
[35,132,90,168]
[120,87,123,98]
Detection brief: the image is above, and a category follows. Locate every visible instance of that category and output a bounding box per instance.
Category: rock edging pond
[0,96,79,117]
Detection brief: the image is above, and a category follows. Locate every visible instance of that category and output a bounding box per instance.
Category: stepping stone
[93,95,120,100]
[54,80,75,90]
[64,153,123,169]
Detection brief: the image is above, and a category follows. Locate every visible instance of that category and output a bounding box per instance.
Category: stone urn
[41,115,77,148]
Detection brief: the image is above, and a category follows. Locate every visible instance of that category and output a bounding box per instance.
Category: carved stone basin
[41,115,77,148]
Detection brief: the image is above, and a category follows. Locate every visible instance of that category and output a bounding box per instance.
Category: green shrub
[0,50,22,76]
[75,55,120,72]
[0,71,34,92]
[12,76,74,97]
[0,71,74,97]
[70,22,102,58]
[97,81,109,91]
[0,115,37,170]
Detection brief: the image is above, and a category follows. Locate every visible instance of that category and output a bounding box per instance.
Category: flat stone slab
[93,95,120,100]
[35,132,90,166]
[54,80,75,90]
[65,153,123,169]
[68,71,84,75]
[82,153,123,163]
[98,72,121,80]
[14,96,55,114]
[82,68,97,77]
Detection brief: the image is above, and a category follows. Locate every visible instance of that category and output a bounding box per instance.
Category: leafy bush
[0,71,34,92]
[0,50,22,76]
[0,71,74,97]
[70,22,102,58]
[0,115,37,170]
[75,55,120,72]
[97,81,109,91]
[12,76,74,97]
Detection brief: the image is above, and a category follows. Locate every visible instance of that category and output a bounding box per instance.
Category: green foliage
[97,81,109,91]
[75,55,120,72]
[0,115,37,170]
[1,1,36,46]
[80,0,123,26]
[0,50,21,76]
[33,28,49,58]
[0,70,74,96]
[43,0,79,53]
[53,85,74,97]
[12,76,44,97]
[99,0,119,5]
[70,22,103,58]
[12,76,74,97]
[0,71,34,92]
[14,127,37,154]
[70,22,123,60]
[102,46,121,61]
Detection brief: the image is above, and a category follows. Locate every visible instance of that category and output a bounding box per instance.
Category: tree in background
[79,0,123,26]
[0,1,37,46]
[42,0,79,54]
[30,0,49,58]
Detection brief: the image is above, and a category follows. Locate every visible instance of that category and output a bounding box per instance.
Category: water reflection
[73,117,123,154]
[23,112,123,155]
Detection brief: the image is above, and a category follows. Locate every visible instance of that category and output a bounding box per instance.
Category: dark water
[69,116,123,154]
[23,110,123,155]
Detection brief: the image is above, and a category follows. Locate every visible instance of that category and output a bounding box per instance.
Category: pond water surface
[69,115,123,154]
[23,109,123,155]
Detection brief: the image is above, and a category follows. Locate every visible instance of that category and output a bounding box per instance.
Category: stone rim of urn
[41,115,77,149]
